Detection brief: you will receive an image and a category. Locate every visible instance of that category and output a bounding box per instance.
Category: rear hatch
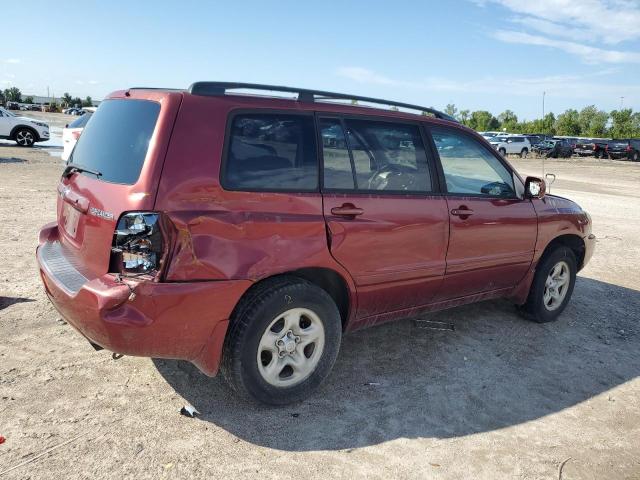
[56,90,182,279]
[608,141,630,152]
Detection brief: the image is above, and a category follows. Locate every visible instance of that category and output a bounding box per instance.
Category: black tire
[13,127,36,147]
[519,246,577,323]
[498,147,506,156]
[520,148,528,158]
[221,276,342,405]
[632,151,639,162]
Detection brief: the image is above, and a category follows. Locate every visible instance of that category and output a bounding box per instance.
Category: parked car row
[479,131,640,161]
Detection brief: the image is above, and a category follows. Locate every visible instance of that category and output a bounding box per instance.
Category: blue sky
[2,0,639,119]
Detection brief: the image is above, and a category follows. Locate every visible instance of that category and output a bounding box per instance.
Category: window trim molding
[220,108,320,193]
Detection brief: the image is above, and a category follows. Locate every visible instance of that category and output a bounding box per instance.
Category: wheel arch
[10,124,40,142]
[229,268,354,331]
[540,234,586,271]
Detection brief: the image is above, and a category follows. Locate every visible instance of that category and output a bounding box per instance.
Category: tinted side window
[225,114,317,191]
[68,112,92,128]
[342,119,432,193]
[431,127,515,197]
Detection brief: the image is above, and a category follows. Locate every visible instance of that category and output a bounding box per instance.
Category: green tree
[3,87,22,102]
[82,96,93,107]
[0,90,5,105]
[72,97,83,107]
[457,109,470,126]
[498,110,518,131]
[609,109,636,138]
[444,103,457,117]
[577,105,608,137]
[541,112,556,136]
[554,109,581,136]
[468,110,499,131]
[24,96,34,104]
[62,92,73,107]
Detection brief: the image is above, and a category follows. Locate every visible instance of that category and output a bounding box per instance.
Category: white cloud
[493,30,640,63]
[88,80,99,85]
[481,0,640,44]
[336,66,639,102]
[3,58,20,64]
[473,0,640,64]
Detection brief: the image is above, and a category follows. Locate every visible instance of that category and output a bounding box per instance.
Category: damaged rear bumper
[36,224,251,376]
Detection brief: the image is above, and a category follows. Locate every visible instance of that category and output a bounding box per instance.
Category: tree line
[442,104,639,139]
[1,87,93,109]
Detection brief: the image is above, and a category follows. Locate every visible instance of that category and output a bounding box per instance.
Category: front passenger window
[431,127,516,197]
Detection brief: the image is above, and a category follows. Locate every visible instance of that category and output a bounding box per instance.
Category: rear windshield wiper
[62,163,102,179]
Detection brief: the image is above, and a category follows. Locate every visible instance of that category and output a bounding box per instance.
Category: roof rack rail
[187,81,458,122]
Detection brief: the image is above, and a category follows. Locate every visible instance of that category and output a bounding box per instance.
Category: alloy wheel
[16,130,35,146]
[543,261,570,311]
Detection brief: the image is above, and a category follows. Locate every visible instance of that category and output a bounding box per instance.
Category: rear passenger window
[320,117,432,193]
[224,114,317,191]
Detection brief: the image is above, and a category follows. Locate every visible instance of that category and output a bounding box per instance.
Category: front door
[428,126,538,299]
[318,116,449,321]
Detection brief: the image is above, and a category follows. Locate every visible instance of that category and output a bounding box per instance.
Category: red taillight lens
[109,212,165,276]
[626,145,631,151]
[71,130,82,140]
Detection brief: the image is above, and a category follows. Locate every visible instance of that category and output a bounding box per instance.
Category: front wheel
[519,246,577,323]
[498,147,506,156]
[221,277,342,405]
[14,128,36,147]
[520,148,528,158]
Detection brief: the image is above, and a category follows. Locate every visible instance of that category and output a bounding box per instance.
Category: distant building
[23,95,100,107]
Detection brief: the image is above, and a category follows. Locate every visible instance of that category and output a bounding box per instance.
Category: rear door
[428,126,537,299]
[56,91,181,278]
[319,116,449,320]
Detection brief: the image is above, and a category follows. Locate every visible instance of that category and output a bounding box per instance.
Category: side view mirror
[525,176,546,199]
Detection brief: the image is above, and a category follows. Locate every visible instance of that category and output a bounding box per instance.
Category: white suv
[488,135,531,158]
[0,107,50,147]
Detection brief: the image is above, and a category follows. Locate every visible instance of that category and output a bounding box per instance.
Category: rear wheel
[519,246,577,323]
[520,148,528,158]
[221,277,342,405]
[14,128,36,147]
[498,147,506,156]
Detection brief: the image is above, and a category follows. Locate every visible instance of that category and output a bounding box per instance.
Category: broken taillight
[109,212,165,276]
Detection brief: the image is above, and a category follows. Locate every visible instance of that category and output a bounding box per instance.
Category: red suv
[37,83,595,404]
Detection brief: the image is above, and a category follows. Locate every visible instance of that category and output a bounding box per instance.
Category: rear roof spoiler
[186,81,458,122]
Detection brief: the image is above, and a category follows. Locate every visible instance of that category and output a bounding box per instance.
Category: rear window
[68,112,92,128]
[223,113,317,191]
[69,99,160,184]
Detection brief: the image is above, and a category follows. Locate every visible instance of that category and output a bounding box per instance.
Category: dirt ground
[0,115,639,479]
